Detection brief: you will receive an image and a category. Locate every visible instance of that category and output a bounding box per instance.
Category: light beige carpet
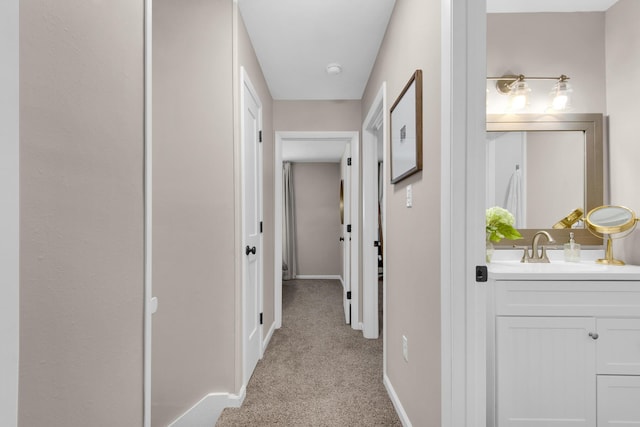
[216,279,401,426]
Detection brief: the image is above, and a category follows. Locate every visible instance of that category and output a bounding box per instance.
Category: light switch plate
[402,335,409,362]
[406,185,412,208]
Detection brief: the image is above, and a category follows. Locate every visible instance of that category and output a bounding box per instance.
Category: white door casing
[441,0,487,426]
[341,144,352,324]
[241,67,263,385]
[0,0,20,425]
[362,84,386,340]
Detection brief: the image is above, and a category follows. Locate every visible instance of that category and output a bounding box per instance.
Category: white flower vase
[486,235,494,263]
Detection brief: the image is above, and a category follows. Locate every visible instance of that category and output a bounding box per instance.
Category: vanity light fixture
[549,75,572,111]
[487,74,572,111]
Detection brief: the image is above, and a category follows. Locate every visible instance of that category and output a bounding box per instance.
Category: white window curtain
[282,162,298,280]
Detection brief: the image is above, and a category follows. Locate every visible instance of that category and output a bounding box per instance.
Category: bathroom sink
[489,260,610,274]
[487,250,640,279]
[490,260,613,273]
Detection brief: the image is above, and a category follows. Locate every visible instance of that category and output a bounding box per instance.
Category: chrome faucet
[521,231,555,263]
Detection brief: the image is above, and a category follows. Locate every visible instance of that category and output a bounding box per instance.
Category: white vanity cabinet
[487,274,640,427]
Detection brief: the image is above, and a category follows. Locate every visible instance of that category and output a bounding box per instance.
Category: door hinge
[374,241,380,247]
[346,291,352,300]
[347,157,352,166]
[347,224,351,233]
[259,312,263,325]
[259,221,263,233]
[475,265,488,282]
[258,130,262,143]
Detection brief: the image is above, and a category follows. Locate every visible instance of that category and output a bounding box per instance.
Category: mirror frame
[486,113,604,247]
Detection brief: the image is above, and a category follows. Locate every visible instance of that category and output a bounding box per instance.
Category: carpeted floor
[216,279,400,426]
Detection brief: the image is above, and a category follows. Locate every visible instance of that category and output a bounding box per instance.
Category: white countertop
[488,249,640,281]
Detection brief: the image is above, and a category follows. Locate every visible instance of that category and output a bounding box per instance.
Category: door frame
[441,0,487,426]
[0,0,20,424]
[340,144,352,324]
[240,67,264,386]
[143,0,152,424]
[362,83,387,340]
[274,131,359,330]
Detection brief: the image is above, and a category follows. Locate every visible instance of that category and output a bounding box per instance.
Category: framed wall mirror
[486,113,604,247]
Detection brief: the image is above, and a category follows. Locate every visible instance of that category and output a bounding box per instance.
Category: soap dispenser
[564,232,581,262]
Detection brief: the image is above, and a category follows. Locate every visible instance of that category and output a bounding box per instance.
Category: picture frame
[390,69,423,184]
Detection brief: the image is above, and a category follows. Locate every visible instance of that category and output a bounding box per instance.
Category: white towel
[504,167,523,227]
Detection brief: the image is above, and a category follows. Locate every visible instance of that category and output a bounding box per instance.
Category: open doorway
[274,132,360,330]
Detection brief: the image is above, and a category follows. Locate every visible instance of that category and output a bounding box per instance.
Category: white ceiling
[238,0,395,100]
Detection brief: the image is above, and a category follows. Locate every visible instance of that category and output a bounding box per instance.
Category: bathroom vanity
[487,259,640,426]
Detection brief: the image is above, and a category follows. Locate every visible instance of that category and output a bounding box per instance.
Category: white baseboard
[295,275,341,280]
[263,320,276,352]
[339,276,345,289]
[168,387,246,427]
[383,374,411,427]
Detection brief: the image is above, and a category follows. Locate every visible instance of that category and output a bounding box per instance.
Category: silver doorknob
[588,332,599,340]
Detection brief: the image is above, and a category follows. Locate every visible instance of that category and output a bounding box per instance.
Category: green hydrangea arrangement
[486,206,522,243]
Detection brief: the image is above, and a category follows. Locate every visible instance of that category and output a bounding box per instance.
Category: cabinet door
[596,318,640,375]
[496,316,597,426]
[597,375,640,425]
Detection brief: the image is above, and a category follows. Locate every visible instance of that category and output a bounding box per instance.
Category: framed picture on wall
[390,69,423,184]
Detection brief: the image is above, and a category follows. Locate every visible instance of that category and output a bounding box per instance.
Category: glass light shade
[550,81,572,111]
[509,81,530,111]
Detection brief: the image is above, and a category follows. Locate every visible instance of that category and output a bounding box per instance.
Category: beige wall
[19,0,144,425]
[152,0,236,425]
[292,163,342,276]
[606,0,640,263]
[274,100,361,131]
[238,13,276,346]
[361,0,442,424]
[487,12,606,114]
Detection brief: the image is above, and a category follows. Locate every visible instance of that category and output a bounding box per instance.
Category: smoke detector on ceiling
[326,63,342,75]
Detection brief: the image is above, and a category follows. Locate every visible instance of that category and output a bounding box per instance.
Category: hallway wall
[152,2,275,424]
[19,0,145,425]
[152,0,237,425]
[361,0,442,424]
[292,163,342,276]
[606,0,640,264]
[273,100,361,131]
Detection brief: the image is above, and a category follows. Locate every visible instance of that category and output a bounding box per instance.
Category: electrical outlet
[402,335,409,362]
[406,185,412,208]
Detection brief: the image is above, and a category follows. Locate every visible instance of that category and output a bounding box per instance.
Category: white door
[496,316,596,426]
[362,107,383,339]
[241,68,263,384]
[341,145,351,324]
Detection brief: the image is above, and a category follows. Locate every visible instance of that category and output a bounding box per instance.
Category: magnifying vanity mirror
[486,113,604,247]
[585,205,639,265]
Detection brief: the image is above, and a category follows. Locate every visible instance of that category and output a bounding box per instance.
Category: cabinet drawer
[495,281,640,316]
[597,375,640,426]
[597,318,640,375]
